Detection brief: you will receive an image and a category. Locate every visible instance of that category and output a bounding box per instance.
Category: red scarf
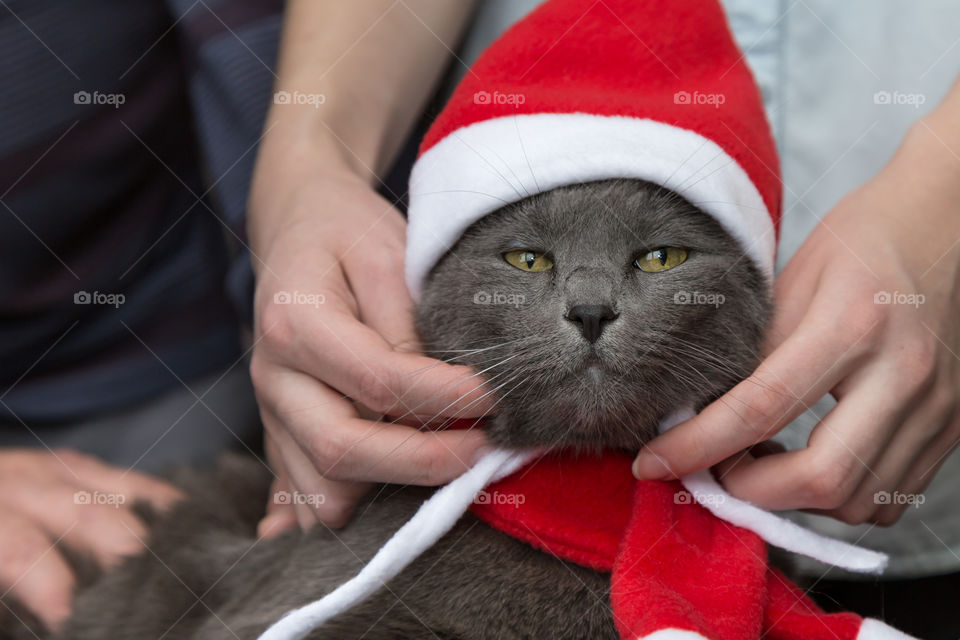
[470,452,898,640]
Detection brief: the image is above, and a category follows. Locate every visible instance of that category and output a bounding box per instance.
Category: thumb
[259,475,298,539]
[632,321,855,480]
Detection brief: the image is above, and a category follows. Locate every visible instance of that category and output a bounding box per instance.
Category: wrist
[893,104,960,195]
[879,112,960,229]
[247,120,373,250]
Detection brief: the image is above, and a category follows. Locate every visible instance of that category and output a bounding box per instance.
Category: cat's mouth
[583,353,604,383]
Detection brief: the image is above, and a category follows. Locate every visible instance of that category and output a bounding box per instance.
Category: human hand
[633,116,960,526]
[247,0,483,535]
[0,449,181,628]
[249,168,493,535]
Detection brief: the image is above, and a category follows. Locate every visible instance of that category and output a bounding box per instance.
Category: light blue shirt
[453,0,960,578]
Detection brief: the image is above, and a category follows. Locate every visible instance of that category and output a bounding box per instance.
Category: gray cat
[0,179,770,640]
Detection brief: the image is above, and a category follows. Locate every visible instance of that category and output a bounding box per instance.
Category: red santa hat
[405,0,782,300]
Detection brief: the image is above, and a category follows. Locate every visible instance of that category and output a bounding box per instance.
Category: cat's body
[45,458,615,640]
[1,180,770,640]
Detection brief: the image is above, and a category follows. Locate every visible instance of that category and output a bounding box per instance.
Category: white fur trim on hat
[406,113,776,300]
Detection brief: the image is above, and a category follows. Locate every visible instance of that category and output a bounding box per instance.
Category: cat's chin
[485,392,663,451]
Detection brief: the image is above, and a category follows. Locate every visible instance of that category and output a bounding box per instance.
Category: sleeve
[164,0,284,324]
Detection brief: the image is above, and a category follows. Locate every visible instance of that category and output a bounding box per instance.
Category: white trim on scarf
[256,449,536,640]
[857,619,917,639]
[660,407,888,575]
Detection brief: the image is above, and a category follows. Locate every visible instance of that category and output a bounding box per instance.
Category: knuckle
[1,450,39,478]
[248,352,273,397]
[0,518,52,576]
[410,441,452,486]
[79,507,144,556]
[892,333,939,392]
[52,448,90,466]
[313,502,354,530]
[873,505,907,527]
[801,463,855,509]
[258,301,297,355]
[355,365,401,415]
[832,503,873,526]
[943,414,960,444]
[307,435,351,480]
[737,378,797,437]
[919,385,957,439]
[835,298,887,345]
[51,448,101,477]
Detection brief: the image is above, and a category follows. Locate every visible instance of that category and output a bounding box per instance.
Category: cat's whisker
[354,370,527,481]
[269,345,520,421]
[445,135,527,201]
[514,115,541,193]
[381,351,527,429]
[331,365,522,479]
[351,371,523,520]
[485,145,533,198]
[423,366,524,432]
[414,189,512,206]
[656,338,788,398]
[354,371,530,521]
[417,341,520,354]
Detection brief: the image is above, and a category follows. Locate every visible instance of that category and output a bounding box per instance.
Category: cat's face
[416,180,771,452]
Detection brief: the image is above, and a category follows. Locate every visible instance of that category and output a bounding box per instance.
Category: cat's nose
[566,304,618,343]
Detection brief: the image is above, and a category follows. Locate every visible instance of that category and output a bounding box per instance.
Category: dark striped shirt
[0,0,282,422]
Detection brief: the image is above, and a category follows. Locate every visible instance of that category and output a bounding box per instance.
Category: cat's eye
[503,250,553,272]
[634,247,688,272]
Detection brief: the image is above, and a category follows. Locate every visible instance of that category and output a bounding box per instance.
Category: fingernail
[632,451,670,480]
[258,512,296,539]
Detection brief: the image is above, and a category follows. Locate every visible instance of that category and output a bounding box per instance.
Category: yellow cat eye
[634,247,688,272]
[503,250,553,272]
